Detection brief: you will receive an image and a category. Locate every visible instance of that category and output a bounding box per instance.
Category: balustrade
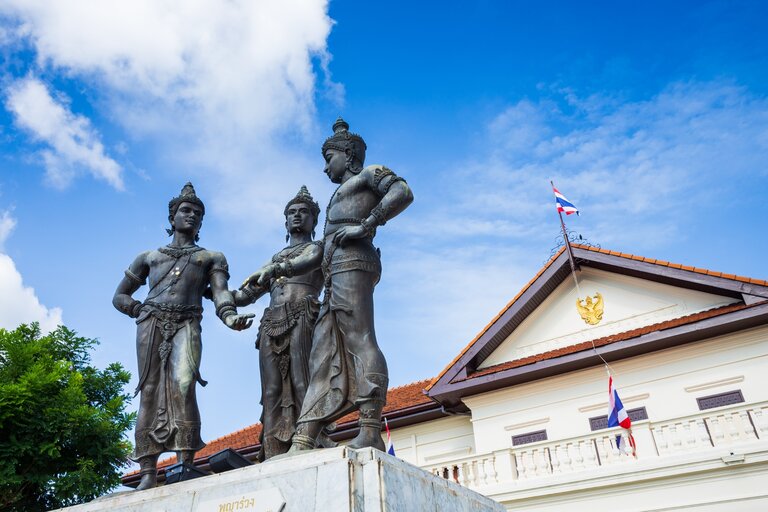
[426,401,767,490]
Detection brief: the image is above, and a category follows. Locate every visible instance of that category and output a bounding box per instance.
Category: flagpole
[551,180,582,296]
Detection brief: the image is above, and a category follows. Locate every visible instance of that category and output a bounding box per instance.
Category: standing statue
[243,118,413,452]
[112,183,254,490]
[232,186,325,460]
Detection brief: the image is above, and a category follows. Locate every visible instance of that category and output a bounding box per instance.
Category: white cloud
[376,243,532,381]
[1,0,335,141]
[0,210,16,250]
[1,0,338,238]
[0,254,63,333]
[0,212,62,333]
[412,81,768,249]
[6,77,124,189]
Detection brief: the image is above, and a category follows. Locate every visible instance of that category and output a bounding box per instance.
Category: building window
[589,407,649,431]
[696,390,744,411]
[511,430,547,446]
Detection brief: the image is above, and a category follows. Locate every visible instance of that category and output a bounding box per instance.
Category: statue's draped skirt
[257,296,320,459]
[297,238,388,427]
[132,306,206,460]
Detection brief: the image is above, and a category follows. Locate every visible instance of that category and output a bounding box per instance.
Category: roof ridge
[466,300,762,380]
[572,244,768,286]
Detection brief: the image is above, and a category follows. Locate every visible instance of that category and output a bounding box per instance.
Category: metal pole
[551,180,581,293]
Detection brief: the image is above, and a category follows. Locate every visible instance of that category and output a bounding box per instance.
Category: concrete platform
[58,446,504,512]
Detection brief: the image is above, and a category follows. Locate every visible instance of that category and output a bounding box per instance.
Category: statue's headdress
[284,185,320,220]
[168,182,206,217]
[321,117,367,165]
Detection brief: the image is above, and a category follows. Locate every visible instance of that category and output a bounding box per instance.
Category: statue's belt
[326,248,381,276]
[143,301,203,318]
[260,297,319,338]
[326,217,364,225]
[140,301,203,338]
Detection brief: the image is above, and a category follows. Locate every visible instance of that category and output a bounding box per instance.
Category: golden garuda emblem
[576,292,604,325]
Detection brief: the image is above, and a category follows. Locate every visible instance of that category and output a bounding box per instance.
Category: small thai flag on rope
[608,375,636,456]
[384,418,395,456]
[553,185,580,216]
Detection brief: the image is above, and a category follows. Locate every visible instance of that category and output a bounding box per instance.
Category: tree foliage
[0,324,135,511]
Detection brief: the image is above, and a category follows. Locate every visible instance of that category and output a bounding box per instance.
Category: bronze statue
[232,186,325,460]
[244,118,414,452]
[113,183,254,490]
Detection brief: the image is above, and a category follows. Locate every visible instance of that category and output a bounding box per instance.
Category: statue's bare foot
[347,427,385,451]
[135,472,157,490]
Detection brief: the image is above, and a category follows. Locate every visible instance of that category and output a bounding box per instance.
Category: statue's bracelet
[360,218,376,238]
[218,306,237,320]
[241,285,257,302]
[129,300,144,318]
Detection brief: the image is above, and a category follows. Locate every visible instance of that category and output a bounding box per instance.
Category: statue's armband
[124,268,146,286]
[209,253,231,280]
[373,166,406,197]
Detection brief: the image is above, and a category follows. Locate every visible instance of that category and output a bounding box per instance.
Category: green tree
[0,324,135,511]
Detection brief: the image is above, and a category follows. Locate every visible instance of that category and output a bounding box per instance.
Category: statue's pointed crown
[284,184,321,218]
[321,116,367,163]
[169,181,205,216]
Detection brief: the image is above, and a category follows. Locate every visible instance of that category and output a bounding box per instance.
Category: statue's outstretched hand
[225,313,255,331]
[333,225,366,246]
[241,264,275,289]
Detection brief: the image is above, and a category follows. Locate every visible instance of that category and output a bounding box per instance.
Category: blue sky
[1,0,767,448]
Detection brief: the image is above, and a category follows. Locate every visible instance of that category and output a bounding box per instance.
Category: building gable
[480,267,739,369]
[427,245,768,410]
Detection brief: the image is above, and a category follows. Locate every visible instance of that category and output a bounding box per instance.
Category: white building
[124,244,768,511]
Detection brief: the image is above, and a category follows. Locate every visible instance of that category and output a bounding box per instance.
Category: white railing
[426,401,767,491]
[428,451,504,488]
[651,402,765,455]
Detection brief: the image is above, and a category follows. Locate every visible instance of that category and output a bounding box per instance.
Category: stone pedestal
[59,446,503,512]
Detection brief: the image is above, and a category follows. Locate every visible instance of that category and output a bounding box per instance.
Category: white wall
[465,325,768,455]
[383,415,475,468]
[391,326,768,511]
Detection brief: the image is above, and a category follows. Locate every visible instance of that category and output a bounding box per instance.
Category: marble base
[58,446,503,512]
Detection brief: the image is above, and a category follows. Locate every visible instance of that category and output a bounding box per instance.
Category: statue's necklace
[159,245,205,258]
[274,241,313,263]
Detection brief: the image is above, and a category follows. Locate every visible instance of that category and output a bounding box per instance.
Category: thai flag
[607,376,631,429]
[608,375,636,455]
[553,186,579,216]
[384,418,395,456]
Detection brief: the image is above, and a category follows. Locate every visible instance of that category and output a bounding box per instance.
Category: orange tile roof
[336,378,434,425]
[426,244,768,391]
[125,424,265,476]
[465,301,762,380]
[127,378,435,476]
